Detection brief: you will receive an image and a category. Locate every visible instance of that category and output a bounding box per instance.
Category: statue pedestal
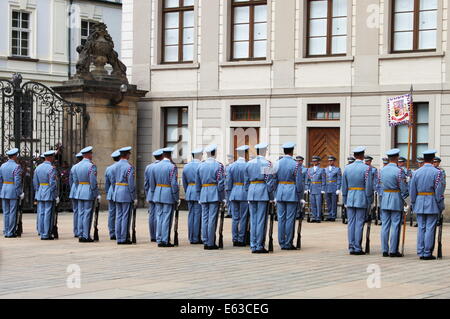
[54,79,147,207]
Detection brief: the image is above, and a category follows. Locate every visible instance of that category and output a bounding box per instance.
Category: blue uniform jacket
[225,158,248,202]
[0,160,22,199]
[409,164,445,214]
[33,161,57,201]
[112,159,136,203]
[306,166,326,194]
[73,159,98,201]
[150,159,179,204]
[105,162,118,201]
[69,163,80,200]
[379,163,408,211]
[195,158,225,203]
[245,156,273,201]
[273,156,303,202]
[182,160,201,201]
[144,160,160,202]
[341,160,374,209]
[325,166,342,193]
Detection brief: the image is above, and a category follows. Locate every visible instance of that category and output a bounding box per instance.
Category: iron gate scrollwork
[0,73,88,212]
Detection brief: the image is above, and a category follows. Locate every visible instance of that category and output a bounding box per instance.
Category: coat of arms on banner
[387,94,412,127]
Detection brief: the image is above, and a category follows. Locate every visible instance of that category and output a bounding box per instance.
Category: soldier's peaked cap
[423,149,438,156]
[255,143,268,150]
[153,149,164,157]
[352,146,366,153]
[80,146,93,154]
[328,155,336,161]
[111,150,121,158]
[44,150,56,157]
[386,149,400,157]
[205,144,217,153]
[162,147,174,153]
[76,152,83,158]
[434,156,442,162]
[312,156,321,161]
[6,148,19,156]
[236,145,250,152]
[282,142,296,149]
[119,146,132,153]
[191,148,203,155]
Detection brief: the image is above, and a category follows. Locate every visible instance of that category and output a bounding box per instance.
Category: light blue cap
[423,149,438,156]
[119,146,132,152]
[191,148,203,155]
[80,146,93,154]
[236,145,250,152]
[111,150,121,158]
[44,150,56,157]
[282,142,296,149]
[386,148,400,156]
[6,148,19,156]
[153,149,164,157]
[205,144,217,153]
[40,154,45,159]
[255,143,268,150]
[352,146,366,153]
[76,152,83,158]
[162,147,174,153]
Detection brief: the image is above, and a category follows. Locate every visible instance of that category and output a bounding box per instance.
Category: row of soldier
[0,143,446,259]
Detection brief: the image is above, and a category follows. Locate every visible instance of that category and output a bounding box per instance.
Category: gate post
[12,73,23,150]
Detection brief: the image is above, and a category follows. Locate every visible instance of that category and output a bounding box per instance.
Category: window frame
[80,20,97,47]
[307,103,341,121]
[390,0,438,53]
[163,107,189,160]
[230,0,268,61]
[11,10,31,58]
[161,0,195,64]
[305,0,348,58]
[230,105,261,121]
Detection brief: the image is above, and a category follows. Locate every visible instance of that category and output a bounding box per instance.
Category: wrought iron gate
[0,73,88,212]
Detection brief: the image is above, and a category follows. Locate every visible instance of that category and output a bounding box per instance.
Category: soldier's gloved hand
[304,190,308,195]
[97,195,101,201]
[134,199,138,206]
[222,199,227,207]
[404,205,410,214]
[19,193,24,200]
[321,191,325,194]
[300,199,306,209]
[177,199,181,208]
[336,190,340,195]
[56,197,60,205]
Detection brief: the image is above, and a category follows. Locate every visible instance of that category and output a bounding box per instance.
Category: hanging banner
[387,94,412,127]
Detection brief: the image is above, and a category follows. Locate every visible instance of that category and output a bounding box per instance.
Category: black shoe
[166,243,175,247]
[389,252,403,257]
[74,235,79,238]
[151,239,157,242]
[41,237,54,241]
[204,245,209,250]
[255,248,269,254]
[251,250,257,254]
[110,236,116,240]
[353,251,366,255]
[383,252,389,257]
[419,256,424,260]
[191,241,202,245]
[422,255,437,260]
[158,243,166,247]
[5,235,18,238]
[316,220,321,224]
[79,238,85,243]
[238,242,246,247]
[84,238,94,243]
[286,246,298,251]
[414,223,418,227]
[233,242,239,247]
[208,245,219,250]
[349,251,355,255]
[329,218,336,222]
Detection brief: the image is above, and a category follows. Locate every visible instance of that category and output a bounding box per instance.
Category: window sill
[220,60,273,67]
[295,56,354,64]
[8,56,39,63]
[379,51,445,60]
[151,63,200,70]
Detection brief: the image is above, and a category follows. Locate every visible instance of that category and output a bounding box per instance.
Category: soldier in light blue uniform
[224,154,235,218]
[195,144,225,250]
[74,146,100,243]
[144,149,164,242]
[150,147,179,247]
[69,152,83,238]
[112,146,136,245]
[273,142,304,250]
[295,156,308,219]
[33,150,59,240]
[306,156,326,223]
[347,157,355,165]
[226,145,249,247]
[379,149,409,257]
[342,146,373,255]
[105,150,121,240]
[410,150,445,260]
[433,157,446,189]
[398,157,412,182]
[245,143,273,253]
[325,156,342,222]
[1,148,24,238]
[182,148,203,244]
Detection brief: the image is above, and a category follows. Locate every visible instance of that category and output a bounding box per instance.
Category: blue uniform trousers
[347,207,366,253]
[380,210,402,254]
[115,202,131,243]
[72,199,79,237]
[187,201,202,243]
[108,200,116,238]
[201,203,219,247]
[148,202,157,241]
[37,201,53,239]
[416,214,438,258]
[156,203,174,244]
[231,201,249,244]
[277,202,297,249]
[3,199,18,237]
[311,194,322,221]
[78,200,94,239]
[326,193,338,219]
[249,201,268,251]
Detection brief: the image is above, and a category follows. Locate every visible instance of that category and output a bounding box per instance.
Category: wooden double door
[307,128,340,167]
[232,127,259,161]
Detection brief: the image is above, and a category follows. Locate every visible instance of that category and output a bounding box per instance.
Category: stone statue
[74,22,128,84]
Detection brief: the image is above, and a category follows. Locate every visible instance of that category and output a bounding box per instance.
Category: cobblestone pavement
[1,209,450,299]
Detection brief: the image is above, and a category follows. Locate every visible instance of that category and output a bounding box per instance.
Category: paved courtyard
[1,209,450,299]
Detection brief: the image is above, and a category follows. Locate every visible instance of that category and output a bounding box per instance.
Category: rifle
[400,203,409,256]
[131,202,137,244]
[268,202,274,252]
[218,202,225,249]
[437,211,443,259]
[296,201,304,250]
[244,210,251,246]
[341,203,347,224]
[409,209,414,227]
[174,204,179,246]
[15,199,23,237]
[374,193,379,226]
[365,205,373,254]
[93,198,100,242]
[51,200,59,239]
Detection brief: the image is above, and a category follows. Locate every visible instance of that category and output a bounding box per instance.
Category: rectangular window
[307,0,347,57]
[392,0,437,52]
[81,20,96,47]
[231,0,268,60]
[162,0,195,63]
[163,107,189,161]
[395,102,429,165]
[11,11,30,57]
[308,104,340,120]
[231,105,261,121]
